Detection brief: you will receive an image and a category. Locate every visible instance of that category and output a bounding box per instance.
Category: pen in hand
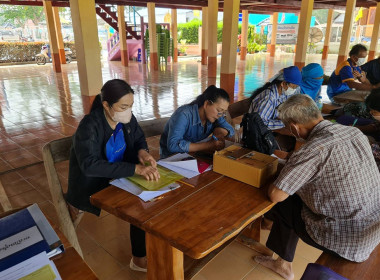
[212,135,219,141]
[352,119,358,127]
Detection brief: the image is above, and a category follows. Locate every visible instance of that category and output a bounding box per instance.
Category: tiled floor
[0,52,337,279]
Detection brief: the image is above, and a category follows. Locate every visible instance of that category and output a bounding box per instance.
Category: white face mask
[357,57,366,66]
[111,107,132,124]
[283,85,297,96]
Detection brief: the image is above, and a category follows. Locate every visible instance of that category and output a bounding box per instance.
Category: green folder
[128,166,184,191]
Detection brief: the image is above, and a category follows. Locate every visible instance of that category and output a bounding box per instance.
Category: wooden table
[333,90,370,104]
[90,169,275,280]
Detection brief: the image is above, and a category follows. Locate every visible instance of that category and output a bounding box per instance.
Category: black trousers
[265,195,339,262]
[130,224,146,257]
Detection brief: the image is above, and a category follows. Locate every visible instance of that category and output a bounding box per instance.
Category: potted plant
[178,39,188,56]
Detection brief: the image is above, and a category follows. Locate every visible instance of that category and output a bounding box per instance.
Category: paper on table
[128,166,183,191]
[158,153,212,179]
[0,251,61,280]
[111,178,180,202]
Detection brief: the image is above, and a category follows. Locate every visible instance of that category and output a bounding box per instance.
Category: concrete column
[117,5,128,66]
[171,8,178,63]
[369,3,380,61]
[70,0,103,110]
[322,9,334,60]
[220,0,240,101]
[240,10,248,61]
[201,7,208,65]
[337,0,356,66]
[147,2,158,70]
[52,7,65,64]
[270,13,278,57]
[208,0,218,78]
[294,0,314,70]
[43,1,61,72]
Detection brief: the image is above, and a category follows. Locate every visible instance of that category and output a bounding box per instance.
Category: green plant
[177,18,201,44]
[179,39,188,54]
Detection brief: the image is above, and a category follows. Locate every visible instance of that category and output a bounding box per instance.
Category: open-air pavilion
[0,1,380,280]
[1,0,380,105]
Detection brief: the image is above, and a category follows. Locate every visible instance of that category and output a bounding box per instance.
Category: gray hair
[278,94,321,125]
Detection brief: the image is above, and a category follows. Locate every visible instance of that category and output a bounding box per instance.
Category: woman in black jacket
[66,79,159,272]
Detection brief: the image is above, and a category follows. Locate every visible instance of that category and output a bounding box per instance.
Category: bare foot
[133,256,147,269]
[261,217,273,230]
[237,235,274,256]
[254,255,294,280]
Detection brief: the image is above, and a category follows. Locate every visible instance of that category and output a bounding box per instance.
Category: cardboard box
[213,145,278,188]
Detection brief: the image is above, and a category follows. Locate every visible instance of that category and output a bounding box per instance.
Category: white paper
[0,226,43,261]
[0,251,62,280]
[111,178,180,202]
[158,153,212,179]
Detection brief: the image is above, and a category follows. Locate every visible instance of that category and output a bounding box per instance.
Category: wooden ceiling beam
[0,0,69,6]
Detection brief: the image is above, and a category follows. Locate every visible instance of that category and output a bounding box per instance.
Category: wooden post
[201,7,208,65]
[146,233,184,280]
[52,7,65,64]
[171,8,178,63]
[141,16,146,64]
[43,0,61,72]
[369,3,380,61]
[322,9,334,60]
[147,2,158,71]
[294,0,314,70]
[220,0,240,101]
[337,0,357,66]
[270,13,278,57]
[208,0,218,78]
[70,0,103,112]
[240,10,248,61]
[117,5,129,67]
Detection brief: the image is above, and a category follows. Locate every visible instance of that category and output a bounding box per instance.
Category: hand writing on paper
[208,137,225,151]
[135,164,160,181]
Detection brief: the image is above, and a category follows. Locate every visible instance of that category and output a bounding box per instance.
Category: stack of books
[0,204,63,280]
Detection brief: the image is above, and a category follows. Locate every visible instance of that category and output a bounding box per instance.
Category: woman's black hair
[349,44,368,57]
[249,79,283,102]
[190,85,230,108]
[90,79,134,112]
[366,88,380,112]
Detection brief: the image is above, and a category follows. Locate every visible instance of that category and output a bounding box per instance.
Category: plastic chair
[42,137,84,258]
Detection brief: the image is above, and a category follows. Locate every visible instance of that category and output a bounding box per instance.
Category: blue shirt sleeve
[214,116,235,136]
[339,65,355,82]
[166,112,192,154]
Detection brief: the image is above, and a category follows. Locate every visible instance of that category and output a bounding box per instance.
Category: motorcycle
[35,44,72,65]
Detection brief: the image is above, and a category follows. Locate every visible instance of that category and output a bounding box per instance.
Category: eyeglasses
[209,100,227,118]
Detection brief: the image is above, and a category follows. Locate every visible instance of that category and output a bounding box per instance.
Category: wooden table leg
[146,232,184,280]
[242,216,261,242]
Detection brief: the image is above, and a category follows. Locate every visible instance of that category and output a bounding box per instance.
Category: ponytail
[90,94,103,112]
[249,79,282,102]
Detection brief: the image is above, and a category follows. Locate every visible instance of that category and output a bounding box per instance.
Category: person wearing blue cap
[249,66,302,131]
[300,63,324,101]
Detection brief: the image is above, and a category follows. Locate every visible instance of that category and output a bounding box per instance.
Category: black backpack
[240,112,278,155]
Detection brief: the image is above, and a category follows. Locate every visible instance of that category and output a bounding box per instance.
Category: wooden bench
[315,245,380,280]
